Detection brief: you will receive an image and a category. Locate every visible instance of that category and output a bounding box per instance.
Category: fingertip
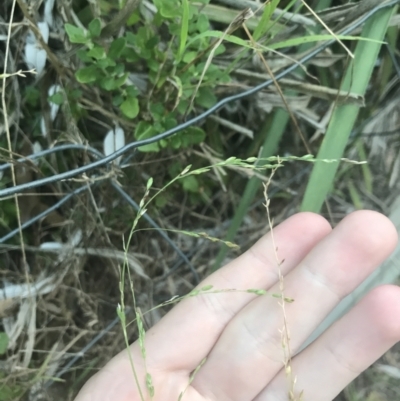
[284,212,332,233]
[363,285,400,342]
[343,210,398,248]
[270,212,332,244]
[335,210,398,263]
[249,212,332,269]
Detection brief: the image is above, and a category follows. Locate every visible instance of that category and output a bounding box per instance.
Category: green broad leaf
[0,332,8,355]
[0,385,23,401]
[64,23,89,44]
[75,66,100,83]
[77,49,92,63]
[138,142,159,154]
[113,73,128,88]
[182,175,199,193]
[168,21,181,36]
[147,58,160,72]
[170,134,182,149]
[96,57,116,68]
[196,14,209,33]
[136,26,151,46]
[126,85,139,98]
[176,99,189,114]
[120,96,139,119]
[113,63,125,75]
[48,91,64,105]
[196,63,221,80]
[188,4,197,19]
[126,32,136,45]
[24,85,41,107]
[88,18,102,38]
[100,73,127,91]
[100,77,115,91]
[158,0,180,19]
[123,47,139,63]
[108,37,127,59]
[196,87,217,108]
[213,43,226,56]
[149,102,165,119]
[135,121,159,152]
[163,116,177,130]
[182,51,197,63]
[146,35,159,48]
[87,45,105,59]
[181,126,205,147]
[127,10,141,26]
[112,94,123,106]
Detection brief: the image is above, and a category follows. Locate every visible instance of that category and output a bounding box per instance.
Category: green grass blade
[266,35,383,50]
[301,6,395,213]
[178,0,189,60]
[196,4,279,32]
[356,140,373,193]
[253,0,280,41]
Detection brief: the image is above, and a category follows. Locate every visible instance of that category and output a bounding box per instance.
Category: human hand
[74,211,400,401]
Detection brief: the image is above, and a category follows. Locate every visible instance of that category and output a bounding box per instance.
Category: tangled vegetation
[0,0,400,400]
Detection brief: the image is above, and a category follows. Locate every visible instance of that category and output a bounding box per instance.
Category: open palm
[75,211,400,401]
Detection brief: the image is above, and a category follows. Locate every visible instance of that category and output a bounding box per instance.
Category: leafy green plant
[0,368,23,401]
[64,0,229,152]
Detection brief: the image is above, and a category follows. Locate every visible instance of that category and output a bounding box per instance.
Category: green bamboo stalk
[301,5,395,213]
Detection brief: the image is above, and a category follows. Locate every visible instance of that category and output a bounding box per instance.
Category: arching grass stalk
[118,154,363,399]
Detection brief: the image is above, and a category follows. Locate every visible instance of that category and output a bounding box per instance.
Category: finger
[259,285,400,401]
[192,211,398,401]
[132,213,332,372]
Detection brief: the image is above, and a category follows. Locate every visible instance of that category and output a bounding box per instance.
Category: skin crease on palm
[74,210,400,401]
